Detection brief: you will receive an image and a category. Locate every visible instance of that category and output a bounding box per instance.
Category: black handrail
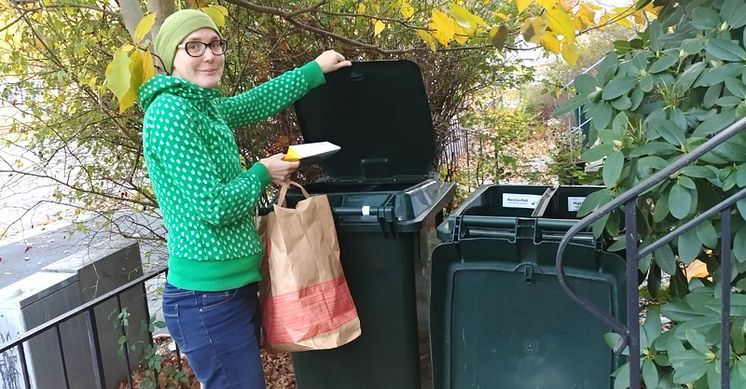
[556,116,746,389]
[0,266,168,389]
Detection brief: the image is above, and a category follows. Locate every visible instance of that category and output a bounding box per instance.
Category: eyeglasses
[177,40,228,57]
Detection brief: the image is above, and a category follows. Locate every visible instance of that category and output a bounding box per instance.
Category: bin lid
[294,60,435,180]
[429,238,626,389]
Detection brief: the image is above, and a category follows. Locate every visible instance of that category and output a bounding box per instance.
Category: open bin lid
[294,60,436,180]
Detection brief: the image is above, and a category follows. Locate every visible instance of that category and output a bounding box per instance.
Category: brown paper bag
[258,181,361,352]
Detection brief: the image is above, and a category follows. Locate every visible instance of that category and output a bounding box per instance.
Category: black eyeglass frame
[177,40,228,57]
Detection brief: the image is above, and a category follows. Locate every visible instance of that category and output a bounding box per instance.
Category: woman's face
[171,28,225,89]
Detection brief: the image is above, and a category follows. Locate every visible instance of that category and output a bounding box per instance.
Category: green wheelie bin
[431,184,627,388]
[284,60,455,389]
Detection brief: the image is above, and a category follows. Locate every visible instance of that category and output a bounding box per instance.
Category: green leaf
[592,213,610,238]
[611,95,632,111]
[734,4,746,29]
[574,74,597,95]
[612,112,629,136]
[682,38,706,55]
[650,118,686,146]
[590,101,613,130]
[706,38,746,62]
[695,63,742,87]
[642,359,659,389]
[734,225,746,263]
[715,95,742,107]
[703,83,724,108]
[602,77,637,100]
[671,350,707,384]
[674,62,706,93]
[612,362,631,389]
[654,194,670,223]
[692,109,736,136]
[655,244,678,275]
[681,165,718,180]
[631,87,644,110]
[581,143,614,162]
[691,7,722,30]
[669,184,691,220]
[603,150,624,187]
[577,188,611,217]
[737,163,746,187]
[638,156,669,171]
[553,94,587,116]
[640,73,655,93]
[696,221,718,248]
[643,307,662,346]
[726,77,746,98]
[738,199,746,220]
[678,228,701,264]
[678,176,696,190]
[630,141,679,157]
[649,53,679,74]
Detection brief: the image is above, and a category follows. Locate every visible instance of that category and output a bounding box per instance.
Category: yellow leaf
[416,29,437,52]
[540,33,561,53]
[105,48,132,110]
[454,25,469,45]
[582,2,602,11]
[615,16,634,29]
[374,20,385,36]
[494,12,509,20]
[400,0,414,18]
[536,0,555,10]
[430,10,456,46]
[134,13,156,44]
[490,24,509,49]
[201,6,226,27]
[521,17,546,44]
[358,3,366,13]
[142,48,156,82]
[686,260,710,281]
[633,10,646,26]
[561,40,578,65]
[546,7,575,40]
[558,0,574,11]
[516,0,532,13]
[449,3,487,33]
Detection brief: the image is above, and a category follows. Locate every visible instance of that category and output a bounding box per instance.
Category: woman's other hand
[315,50,352,74]
[259,154,300,186]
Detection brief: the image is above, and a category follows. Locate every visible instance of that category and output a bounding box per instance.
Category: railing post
[625,199,640,388]
[721,210,732,389]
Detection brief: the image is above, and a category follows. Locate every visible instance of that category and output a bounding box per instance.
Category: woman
[138,9,350,388]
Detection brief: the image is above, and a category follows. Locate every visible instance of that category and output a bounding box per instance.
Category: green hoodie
[139,61,325,291]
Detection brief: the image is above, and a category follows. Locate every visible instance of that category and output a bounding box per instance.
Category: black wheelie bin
[285,60,455,389]
[431,184,627,389]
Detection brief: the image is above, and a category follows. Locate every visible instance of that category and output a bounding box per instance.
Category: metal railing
[0,266,171,389]
[555,116,746,388]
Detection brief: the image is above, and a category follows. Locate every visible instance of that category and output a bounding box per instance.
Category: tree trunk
[117,0,145,41]
[146,0,175,43]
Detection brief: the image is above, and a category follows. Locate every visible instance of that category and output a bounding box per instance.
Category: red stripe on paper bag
[262,276,358,345]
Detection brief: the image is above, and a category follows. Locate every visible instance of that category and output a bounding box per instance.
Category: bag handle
[277,180,311,207]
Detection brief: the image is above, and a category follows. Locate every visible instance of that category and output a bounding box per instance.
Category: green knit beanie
[155,9,221,74]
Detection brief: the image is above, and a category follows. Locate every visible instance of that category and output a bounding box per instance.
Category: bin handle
[454,215,597,246]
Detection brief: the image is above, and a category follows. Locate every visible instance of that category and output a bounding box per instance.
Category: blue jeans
[162,282,265,389]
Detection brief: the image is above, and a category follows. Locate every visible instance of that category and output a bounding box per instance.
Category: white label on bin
[568,197,586,212]
[361,206,371,216]
[502,194,542,209]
